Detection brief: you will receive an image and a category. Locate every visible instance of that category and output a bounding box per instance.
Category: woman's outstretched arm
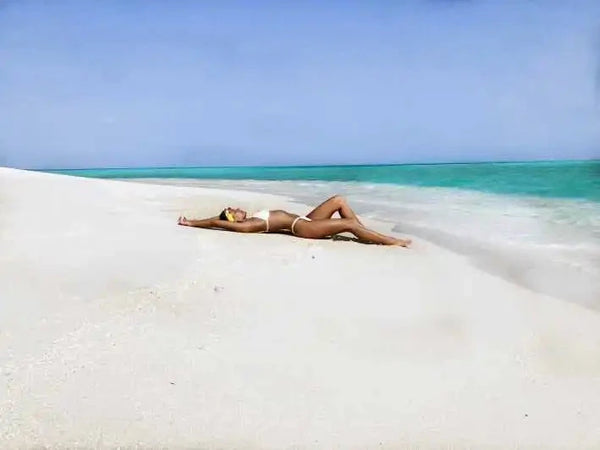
[178,216,219,228]
[178,216,264,233]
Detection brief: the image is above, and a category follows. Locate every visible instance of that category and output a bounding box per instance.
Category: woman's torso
[251,209,299,232]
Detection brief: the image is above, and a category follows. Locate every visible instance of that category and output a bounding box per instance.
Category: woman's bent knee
[342,218,358,230]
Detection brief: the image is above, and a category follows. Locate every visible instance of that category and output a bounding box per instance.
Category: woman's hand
[177,216,191,226]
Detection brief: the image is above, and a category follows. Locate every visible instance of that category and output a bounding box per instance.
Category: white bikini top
[251,209,270,232]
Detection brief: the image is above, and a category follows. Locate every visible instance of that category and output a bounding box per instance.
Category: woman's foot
[393,238,412,247]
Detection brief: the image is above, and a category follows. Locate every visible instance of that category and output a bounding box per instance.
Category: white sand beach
[1,167,600,449]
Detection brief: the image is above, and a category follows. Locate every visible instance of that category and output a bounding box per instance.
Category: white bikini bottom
[291,216,311,235]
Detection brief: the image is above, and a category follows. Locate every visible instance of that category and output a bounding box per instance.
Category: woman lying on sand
[177,195,411,247]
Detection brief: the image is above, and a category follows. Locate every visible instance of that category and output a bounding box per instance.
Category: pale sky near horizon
[1,0,599,169]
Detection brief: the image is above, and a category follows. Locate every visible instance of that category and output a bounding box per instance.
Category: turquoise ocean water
[44,160,600,308]
[47,160,600,202]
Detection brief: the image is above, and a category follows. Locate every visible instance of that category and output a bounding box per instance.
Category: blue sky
[0,0,599,168]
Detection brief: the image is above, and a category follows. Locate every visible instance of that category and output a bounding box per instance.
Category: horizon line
[34,157,600,172]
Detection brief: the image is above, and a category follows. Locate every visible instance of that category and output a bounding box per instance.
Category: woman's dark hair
[219,209,228,221]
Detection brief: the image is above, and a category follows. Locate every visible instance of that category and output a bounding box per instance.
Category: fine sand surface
[1,167,600,449]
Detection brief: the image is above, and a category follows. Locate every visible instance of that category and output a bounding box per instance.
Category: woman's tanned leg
[306,195,364,225]
[294,218,409,246]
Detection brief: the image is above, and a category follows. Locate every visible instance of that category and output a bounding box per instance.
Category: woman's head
[219,207,247,222]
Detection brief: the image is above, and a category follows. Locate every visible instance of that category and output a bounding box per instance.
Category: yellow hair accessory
[225,210,235,222]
